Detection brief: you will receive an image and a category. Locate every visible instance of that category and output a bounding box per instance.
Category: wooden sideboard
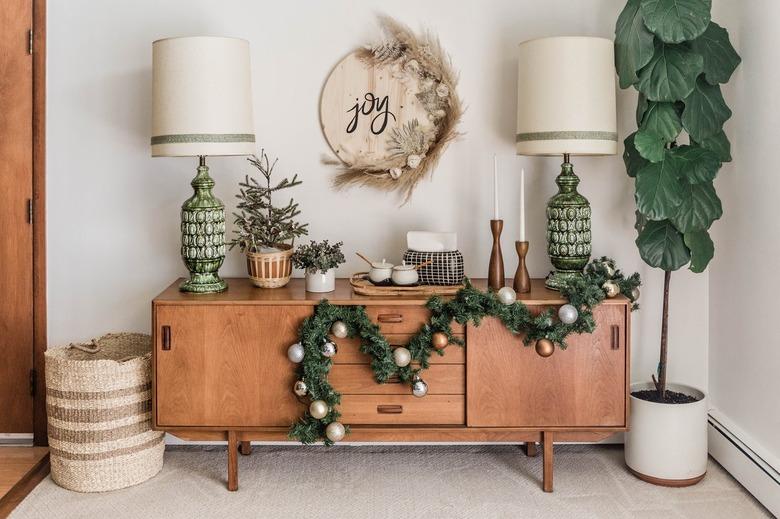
[152,278,631,492]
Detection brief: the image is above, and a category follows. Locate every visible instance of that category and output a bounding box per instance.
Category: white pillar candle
[493,154,499,220]
[519,167,526,241]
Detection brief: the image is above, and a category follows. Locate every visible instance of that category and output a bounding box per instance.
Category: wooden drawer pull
[611,325,619,350]
[377,404,403,414]
[386,375,402,384]
[377,313,404,323]
[162,325,171,351]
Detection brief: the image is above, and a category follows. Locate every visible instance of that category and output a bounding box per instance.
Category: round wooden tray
[350,272,464,297]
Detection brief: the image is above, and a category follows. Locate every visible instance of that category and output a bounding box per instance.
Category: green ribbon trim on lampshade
[151,133,255,145]
[516,131,618,142]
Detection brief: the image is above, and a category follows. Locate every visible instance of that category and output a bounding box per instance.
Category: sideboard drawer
[333,335,465,364]
[365,306,465,335]
[330,364,465,395]
[339,395,465,425]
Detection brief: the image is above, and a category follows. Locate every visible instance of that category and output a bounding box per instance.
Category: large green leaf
[635,210,648,235]
[615,0,657,88]
[639,101,682,141]
[640,0,711,44]
[624,133,649,178]
[698,130,732,162]
[634,130,666,162]
[671,145,721,183]
[682,77,732,141]
[636,219,691,270]
[636,93,649,126]
[670,181,722,232]
[691,22,741,84]
[684,229,714,272]
[636,41,704,101]
[635,154,686,219]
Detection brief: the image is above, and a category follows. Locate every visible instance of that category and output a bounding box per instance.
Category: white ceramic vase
[624,382,708,486]
[305,268,336,293]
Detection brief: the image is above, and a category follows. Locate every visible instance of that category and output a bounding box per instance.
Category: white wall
[47,0,711,390]
[709,0,780,466]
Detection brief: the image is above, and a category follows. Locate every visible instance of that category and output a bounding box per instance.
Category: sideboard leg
[542,431,553,492]
[227,431,238,491]
[239,441,252,456]
[523,442,538,457]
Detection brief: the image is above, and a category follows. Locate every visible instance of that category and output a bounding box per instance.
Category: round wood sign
[320,52,431,167]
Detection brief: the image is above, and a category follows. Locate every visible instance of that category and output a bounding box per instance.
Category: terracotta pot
[625,382,708,486]
[246,244,293,288]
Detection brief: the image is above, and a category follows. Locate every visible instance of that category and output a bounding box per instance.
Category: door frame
[32,0,46,446]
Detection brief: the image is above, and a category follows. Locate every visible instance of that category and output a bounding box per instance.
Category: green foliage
[289,259,641,443]
[292,240,346,273]
[614,0,739,274]
[229,150,308,252]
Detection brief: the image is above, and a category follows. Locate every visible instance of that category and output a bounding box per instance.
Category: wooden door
[154,305,310,427]
[467,304,628,428]
[0,0,34,434]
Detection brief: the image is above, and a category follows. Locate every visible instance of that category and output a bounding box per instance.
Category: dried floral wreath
[326,15,463,203]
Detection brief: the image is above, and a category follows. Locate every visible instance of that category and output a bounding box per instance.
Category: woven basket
[246,244,293,288]
[45,333,164,492]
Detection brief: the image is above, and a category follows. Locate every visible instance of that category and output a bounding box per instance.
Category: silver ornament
[287,342,305,363]
[497,286,517,305]
[631,287,640,301]
[411,375,428,398]
[321,340,338,358]
[309,400,329,419]
[293,380,308,397]
[393,347,412,367]
[325,421,346,442]
[558,304,579,325]
[603,280,620,298]
[331,320,348,338]
[602,262,616,278]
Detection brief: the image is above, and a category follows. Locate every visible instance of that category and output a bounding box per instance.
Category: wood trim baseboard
[0,453,49,517]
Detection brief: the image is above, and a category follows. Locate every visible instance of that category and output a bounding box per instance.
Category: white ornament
[331,320,348,338]
[325,421,346,442]
[497,286,517,305]
[287,342,305,363]
[411,375,428,398]
[407,154,423,169]
[558,304,579,325]
[389,167,403,180]
[321,340,338,358]
[393,347,412,367]
[309,400,329,420]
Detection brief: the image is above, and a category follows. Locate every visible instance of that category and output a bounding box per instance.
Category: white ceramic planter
[305,268,336,293]
[625,382,708,486]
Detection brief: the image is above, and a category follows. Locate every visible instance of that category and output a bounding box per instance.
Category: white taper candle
[519,168,526,241]
[493,154,499,220]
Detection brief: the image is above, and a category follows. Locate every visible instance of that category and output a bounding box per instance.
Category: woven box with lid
[45,333,164,492]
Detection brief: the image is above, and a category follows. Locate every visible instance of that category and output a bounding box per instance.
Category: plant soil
[632,389,699,404]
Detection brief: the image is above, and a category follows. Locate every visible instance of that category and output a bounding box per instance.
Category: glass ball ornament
[631,287,640,301]
[558,304,579,325]
[431,332,449,350]
[393,347,412,367]
[309,400,329,420]
[330,320,348,339]
[321,340,338,358]
[602,280,620,298]
[293,380,308,397]
[497,286,517,305]
[411,375,428,398]
[287,342,305,363]
[602,261,616,278]
[535,338,555,358]
[325,421,346,442]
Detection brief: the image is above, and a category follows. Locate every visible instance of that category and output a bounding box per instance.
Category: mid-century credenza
[152,278,631,492]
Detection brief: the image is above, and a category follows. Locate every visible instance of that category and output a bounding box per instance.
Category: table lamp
[516,36,617,290]
[152,36,255,293]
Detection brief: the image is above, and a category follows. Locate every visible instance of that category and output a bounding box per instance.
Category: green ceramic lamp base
[180,273,227,293]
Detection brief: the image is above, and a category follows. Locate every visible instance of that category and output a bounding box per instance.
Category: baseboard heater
[708,412,779,517]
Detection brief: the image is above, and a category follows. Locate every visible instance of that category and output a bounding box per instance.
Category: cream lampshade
[151,36,255,294]
[515,36,617,290]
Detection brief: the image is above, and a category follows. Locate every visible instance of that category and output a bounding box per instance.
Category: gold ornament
[431,332,449,350]
[602,280,620,298]
[309,400,329,420]
[535,338,555,358]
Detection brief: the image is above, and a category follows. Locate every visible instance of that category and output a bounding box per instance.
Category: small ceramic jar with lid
[368,259,394,284]
[391,262,419,286]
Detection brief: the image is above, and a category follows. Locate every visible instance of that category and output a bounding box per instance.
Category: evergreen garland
[289,257,640,444]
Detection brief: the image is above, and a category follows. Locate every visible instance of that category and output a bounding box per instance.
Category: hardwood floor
[0,447,49,518]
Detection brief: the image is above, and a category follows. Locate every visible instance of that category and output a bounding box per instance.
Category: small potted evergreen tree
[614,0,740,485]
[229,151,308,288]
[292,240,346,293]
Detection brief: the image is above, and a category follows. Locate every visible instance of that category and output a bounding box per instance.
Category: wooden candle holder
[514,241,531,293]
[488,220,504,291]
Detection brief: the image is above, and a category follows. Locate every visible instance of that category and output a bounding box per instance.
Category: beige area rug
[11,445,771,519]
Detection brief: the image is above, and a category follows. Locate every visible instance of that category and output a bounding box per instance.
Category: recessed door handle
[377,314,403,323]
[162,326,171,351]
[610,325,620,350]
[377,405,403,414]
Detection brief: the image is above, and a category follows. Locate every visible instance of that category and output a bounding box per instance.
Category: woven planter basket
[45,333,164,492]
[246,244,293,288]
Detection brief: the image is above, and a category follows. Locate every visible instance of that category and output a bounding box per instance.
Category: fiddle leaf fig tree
[615,0,740,400]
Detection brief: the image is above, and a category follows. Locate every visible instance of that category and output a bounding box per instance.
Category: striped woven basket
[45,333,164,492]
